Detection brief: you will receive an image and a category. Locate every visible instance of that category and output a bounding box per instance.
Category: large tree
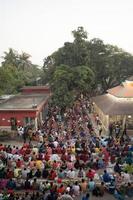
[48,64,94,109]
[44,27,133,92]
[0,48,42,95]
[43,27,90,68]
[88,40,133,91]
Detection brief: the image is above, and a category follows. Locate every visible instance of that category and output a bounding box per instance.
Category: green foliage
[1,26,133,110]
[47,64,94,109]
[72,26,88,43]
[0,48,42,95]
[43,27,133,95]
[45,27,89,68]
[89,41,133,91]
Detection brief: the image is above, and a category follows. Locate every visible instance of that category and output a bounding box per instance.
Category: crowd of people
[0,97,133,200]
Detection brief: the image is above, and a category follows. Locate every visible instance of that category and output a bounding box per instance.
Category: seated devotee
[102,170,112,183]
[123,171,131,184]
[67,169,76,179]
[0,97,133,200]
[126,182,133,198]
[49,169,57,180]
[114,162,122,173]
[24,178,31,190]
[86,169,95,179]
[114,188,125,200]
[6,178,16,190]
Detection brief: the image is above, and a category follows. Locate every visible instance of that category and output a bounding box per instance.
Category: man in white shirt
[53,140,59,148]
[67,169,76,179]
[73,181,80,196]
[123,171,131,183]
[21,168,30,179]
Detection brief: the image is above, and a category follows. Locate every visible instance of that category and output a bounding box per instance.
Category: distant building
[92,80,133,134]
[0,95,15,104]
[0,86,50,130]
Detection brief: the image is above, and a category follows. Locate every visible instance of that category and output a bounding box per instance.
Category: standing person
[95,115,99,125]
[72,181,80,196]
[122,123,127,138]
[115,124,120,138]
[109,123,113,136]
[80,179,87,194]
[23,126,28,143]
[98,123,102,137]
[28,127,33,142]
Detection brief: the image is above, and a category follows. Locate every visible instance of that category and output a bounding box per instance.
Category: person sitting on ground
[58,191,74,200]
[86,169,95,179]
[114,187,125,200]
[123,170,131,184]
[114,162,122,173]
[102,170,111,183]
[126,182,133,198]
[6,178,16,190]
[32,178,39,190]
[67,168,76,179]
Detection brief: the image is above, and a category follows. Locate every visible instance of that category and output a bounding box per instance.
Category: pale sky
[0,0,133,66]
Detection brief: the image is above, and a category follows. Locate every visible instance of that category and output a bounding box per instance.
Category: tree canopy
[1,27,133,110]
[42,26,133,108]
[0,48,42,95]
[49,65,94,109]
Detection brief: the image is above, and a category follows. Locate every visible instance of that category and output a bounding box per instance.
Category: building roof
[0,93,49,111]
[21,85,49,90]
[107,80,133,98]
[92,94,133,115]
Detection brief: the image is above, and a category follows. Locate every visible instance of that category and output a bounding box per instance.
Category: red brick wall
[0,110,36,127]
[22,88,50,94]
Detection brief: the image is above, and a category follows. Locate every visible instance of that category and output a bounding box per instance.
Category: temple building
[0,86,50,131]
[92,80,133,134]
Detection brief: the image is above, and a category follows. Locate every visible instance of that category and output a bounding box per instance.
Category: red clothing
[53,162,58,169]
[19,148,25,155]
[45,154,50,161]
[25,148,31,154]
[0,145,4,151]
[86,170,95,179]
[56,147,62,154]
[6,170,13,179]
[16,160,22,168]
[23,143,29,148]
[57,186,65,194]
[49,170,57,180]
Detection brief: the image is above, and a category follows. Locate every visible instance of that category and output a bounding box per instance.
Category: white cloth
[50,154,60,161]
[67,170,76,179]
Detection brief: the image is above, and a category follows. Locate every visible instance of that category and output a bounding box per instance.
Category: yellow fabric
[36,160,42,169]
[14,168,21,178]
